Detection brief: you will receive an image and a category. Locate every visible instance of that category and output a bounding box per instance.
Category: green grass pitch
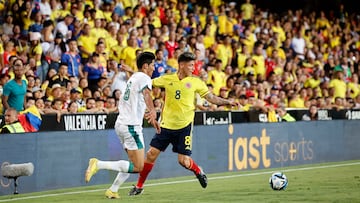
[1,160,359,203]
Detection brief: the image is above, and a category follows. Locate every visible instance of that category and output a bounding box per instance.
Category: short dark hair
[86,97,96,103]
[91,52,100,57]
[215,59,222,64]
[155,49,162,55]
[67,38,77,44]
[9,55,18,63]
[59,62,68,67]
[178,52,196,63]
[136,52,155,70]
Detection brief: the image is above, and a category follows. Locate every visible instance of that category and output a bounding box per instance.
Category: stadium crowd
[0,0,360,125]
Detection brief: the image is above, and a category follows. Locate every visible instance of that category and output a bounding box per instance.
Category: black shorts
[150,123,193,156]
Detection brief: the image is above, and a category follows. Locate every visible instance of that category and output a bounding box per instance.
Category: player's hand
[145,110,160,134]
[151,120,161,134]
[144,109,156,122]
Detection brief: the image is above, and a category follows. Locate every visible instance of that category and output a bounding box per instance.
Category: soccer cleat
[196,167,208,188]
[128,185,144,196]
[85,158,99,183]
[105,189,120,199]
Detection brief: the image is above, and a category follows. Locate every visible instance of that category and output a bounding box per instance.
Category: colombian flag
[18,105,42,132]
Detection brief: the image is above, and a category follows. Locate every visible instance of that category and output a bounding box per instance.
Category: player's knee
[132,163,144,173]
[178,157,191,169]
[146,149,158,163]
[135,165,144,172]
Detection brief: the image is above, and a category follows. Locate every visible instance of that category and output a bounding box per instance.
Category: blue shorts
[150,123,193,156]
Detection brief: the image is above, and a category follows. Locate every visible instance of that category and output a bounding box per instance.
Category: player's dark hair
[178,52,196,63]
[137,52,155,70]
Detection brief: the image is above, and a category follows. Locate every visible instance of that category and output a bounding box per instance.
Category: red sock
[189,158,201,175]
[136,162,154,188]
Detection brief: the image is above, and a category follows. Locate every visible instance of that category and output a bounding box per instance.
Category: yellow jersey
[199,14,207,28]
[120,46,138,71]
[106,35,118,54]
[167,58,178,70]
[210,0,222,14]
[153,74,209,130]
[78,35,96,59]
[304,77,321,89]
[329,78,346,99]
[30,44,43,67]
[216,44,232,70]
[347,82,360,98]
[226,18,237,36]
[237,53,248,71]
[110,45,124,62]
[218,14,226,35]
[240,3,253,20]
[289,97,305,108]
[252,55,265,77]
[207,69,226,96]
[203,35,215,49]
[90,27,108,42]
[0,43,3,54]
[272,26,286,42]
[21,11,33,30]
[150,16,162,28]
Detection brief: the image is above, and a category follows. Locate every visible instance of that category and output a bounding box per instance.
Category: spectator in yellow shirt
[203,25,215,49]
[252,42,266,77]
[120,36,139,71]
[207,59,227,96]
[240,0,254,21]
[77,24,96,63]
[215,35,232,70]
[217,5,227,35]
[89,18,108,42]
[347,74,360,99]
[288,92,305,108]
[329,67,346,99]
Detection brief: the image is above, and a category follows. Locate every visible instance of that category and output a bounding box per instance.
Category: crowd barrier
[0,108,358,132]
[1,119,360,195]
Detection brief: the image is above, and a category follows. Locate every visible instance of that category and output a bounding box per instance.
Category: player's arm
[1,95,9,110]
[152,75,166,88]
[204,92,239,107]
[143,87,160,133]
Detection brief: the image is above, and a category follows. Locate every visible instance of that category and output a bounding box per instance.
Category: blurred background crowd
[0,0,359,122]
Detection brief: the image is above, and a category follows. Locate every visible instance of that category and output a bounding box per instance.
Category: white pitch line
[0,161,359,202]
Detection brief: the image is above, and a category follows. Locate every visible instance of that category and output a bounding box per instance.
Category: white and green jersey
[116,72,152,126]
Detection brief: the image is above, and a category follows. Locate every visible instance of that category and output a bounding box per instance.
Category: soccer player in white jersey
[85,52,160,199]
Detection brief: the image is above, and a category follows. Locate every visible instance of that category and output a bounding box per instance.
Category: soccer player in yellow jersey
[129,52,238,195]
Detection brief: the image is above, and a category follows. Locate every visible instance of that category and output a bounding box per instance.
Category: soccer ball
[269,172,288,190]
